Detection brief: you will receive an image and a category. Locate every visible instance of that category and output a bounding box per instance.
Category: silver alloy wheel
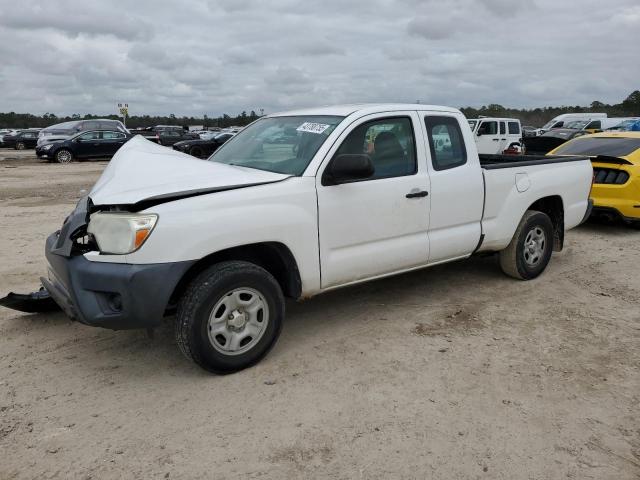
[57,150,72,164]
[16,142,25,150]
[207,288,269,356]
[523,226,546,266]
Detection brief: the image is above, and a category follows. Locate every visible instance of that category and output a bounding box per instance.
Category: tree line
[0,110,262,129]
[460,90,640,127]
[1,91,638,129]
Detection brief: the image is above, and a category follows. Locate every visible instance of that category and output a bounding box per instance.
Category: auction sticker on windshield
[297,122,331,134]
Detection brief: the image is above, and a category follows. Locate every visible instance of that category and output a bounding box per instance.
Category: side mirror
[323,154,374,185]
[476,131,483,137]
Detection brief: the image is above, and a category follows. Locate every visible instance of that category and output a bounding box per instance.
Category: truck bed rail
[480,154,589,170]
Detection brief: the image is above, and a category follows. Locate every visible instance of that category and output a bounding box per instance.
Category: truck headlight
[42,144,53,150]
[87,213,158,254]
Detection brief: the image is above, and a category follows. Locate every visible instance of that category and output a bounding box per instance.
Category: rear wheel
[499,210,554,280]
[175,261,284,374]
[15,142,25,150]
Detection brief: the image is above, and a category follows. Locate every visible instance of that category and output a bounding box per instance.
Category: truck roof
[268,104,460,118]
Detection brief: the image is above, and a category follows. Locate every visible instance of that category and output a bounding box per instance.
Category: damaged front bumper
[2,197,194,330]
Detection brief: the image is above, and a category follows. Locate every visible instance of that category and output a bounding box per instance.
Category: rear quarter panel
[480,159,592,251]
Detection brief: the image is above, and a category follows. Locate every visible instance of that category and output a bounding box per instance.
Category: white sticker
[296,122,331,134]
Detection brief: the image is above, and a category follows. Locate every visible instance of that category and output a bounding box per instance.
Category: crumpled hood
[89,135,290,206]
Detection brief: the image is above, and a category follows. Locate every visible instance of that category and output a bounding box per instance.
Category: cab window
[78,131,100,140]
[508,122,520,134]
[425,116,467,171]
[499,122,506,135]
[477,121,497,135]
[586,120,601,129]
[334,117,416,180]
[102,131,125,139]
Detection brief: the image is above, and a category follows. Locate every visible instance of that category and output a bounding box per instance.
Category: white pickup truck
[1,104,593,374]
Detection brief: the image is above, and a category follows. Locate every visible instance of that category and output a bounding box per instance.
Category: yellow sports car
[549,132,640,226]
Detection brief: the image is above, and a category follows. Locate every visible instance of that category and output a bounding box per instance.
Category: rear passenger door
[101,131,127,156]
[422,114,484,263]
[316,112,430,288]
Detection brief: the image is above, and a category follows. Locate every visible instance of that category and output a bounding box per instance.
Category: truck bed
[479,154,588,169]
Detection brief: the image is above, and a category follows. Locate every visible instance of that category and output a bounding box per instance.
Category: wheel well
[169,242,302,307]
[528,195,564,251]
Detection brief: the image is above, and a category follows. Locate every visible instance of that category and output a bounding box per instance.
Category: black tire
[499,210,554,280]
[627,220,640,230]
[15,142,25,150]
[189,146,203,158]
[55,149,73,164]
[175,261,284,374]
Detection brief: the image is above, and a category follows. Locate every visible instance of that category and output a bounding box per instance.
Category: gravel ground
[0,149,639,479]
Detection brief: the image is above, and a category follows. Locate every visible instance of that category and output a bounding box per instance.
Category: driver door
[475,120,499,154]
[316,112,430,289]
[76,131,101,158]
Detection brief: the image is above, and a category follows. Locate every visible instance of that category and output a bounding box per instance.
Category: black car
[36,130,131,163]
[157,128,199,146]
[521,128,588,155]
[128,126,198,146]
[2,129,41,149]
[172,133,234,158]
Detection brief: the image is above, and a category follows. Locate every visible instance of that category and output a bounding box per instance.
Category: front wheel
[189,146,203,158]
[499,210,554,280]
[55,149,73,164]
[175,261,284,374]
[15,142,25,150]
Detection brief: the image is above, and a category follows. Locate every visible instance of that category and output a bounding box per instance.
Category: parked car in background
[7,104,593,373]
[522,125,542,137]
[606,118,640,132]
[38,119,128,146]
[0,129,20,146]
[548,131,640,227]
[173,132,235,158]
[199,129,223,140]
[522,128,590,154]
[539,113,607,133]
[467,117,522,154]
[128,126,198,146]
[35,130,131,163]
[157,128,199,146]
[3,129,41,149]
[563,118,635,133]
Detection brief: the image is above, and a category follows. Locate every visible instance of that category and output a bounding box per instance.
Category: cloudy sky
[0,0,638,117]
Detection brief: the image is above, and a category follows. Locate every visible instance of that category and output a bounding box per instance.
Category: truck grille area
[593,168,629,185]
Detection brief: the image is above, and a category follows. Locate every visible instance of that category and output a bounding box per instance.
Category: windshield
[209,115,344,175]
[553,137,640,157]
[564,120,588,130]
[467,120,477,131]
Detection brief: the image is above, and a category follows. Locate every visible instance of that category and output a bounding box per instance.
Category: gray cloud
[0,0,638,117]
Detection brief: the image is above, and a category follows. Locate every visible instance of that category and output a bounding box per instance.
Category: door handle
[492,139,499,142]
[406,190,428,198]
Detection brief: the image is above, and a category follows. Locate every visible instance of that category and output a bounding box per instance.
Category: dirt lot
[0,149,638,479]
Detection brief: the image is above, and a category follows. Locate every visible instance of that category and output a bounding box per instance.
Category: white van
[540,113,607,133]
[468,117,522,154]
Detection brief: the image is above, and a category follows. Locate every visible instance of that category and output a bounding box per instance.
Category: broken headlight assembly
[87,213,158,254]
